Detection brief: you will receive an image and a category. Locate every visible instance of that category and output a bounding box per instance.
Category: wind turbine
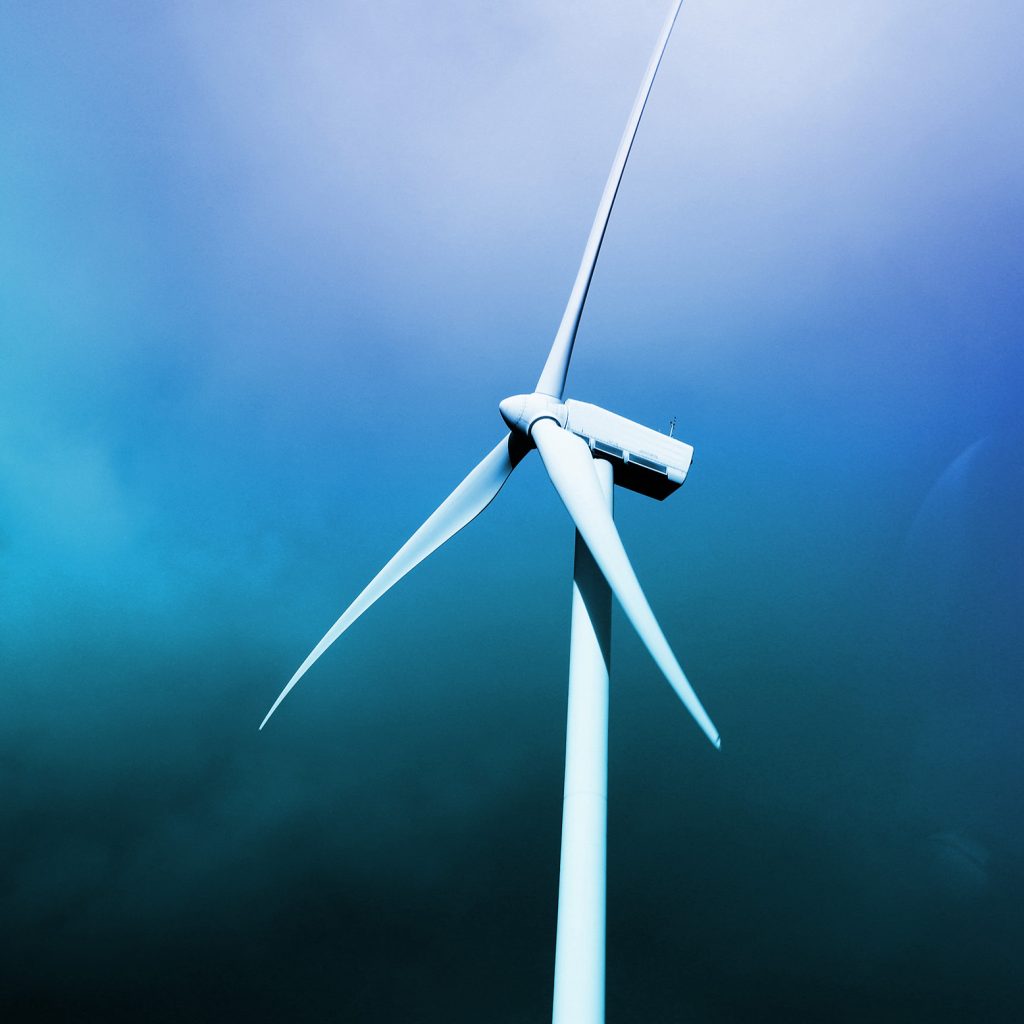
[260,2,720,1020]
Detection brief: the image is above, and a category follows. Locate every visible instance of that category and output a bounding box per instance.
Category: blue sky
[2,2,1023,1020]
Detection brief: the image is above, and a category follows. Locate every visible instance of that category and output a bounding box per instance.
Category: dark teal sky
[2,2,1023,1020]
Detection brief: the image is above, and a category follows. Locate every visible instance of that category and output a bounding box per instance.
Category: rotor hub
[499,392,568,438]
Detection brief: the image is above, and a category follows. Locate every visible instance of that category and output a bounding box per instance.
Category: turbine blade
[536,0,686,400]
[261,433,528,729]
[532,418,720,749]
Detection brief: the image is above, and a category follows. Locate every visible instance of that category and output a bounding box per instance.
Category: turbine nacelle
[501,393,696,502]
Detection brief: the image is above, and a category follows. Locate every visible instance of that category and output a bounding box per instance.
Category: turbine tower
[260,3,719,1020]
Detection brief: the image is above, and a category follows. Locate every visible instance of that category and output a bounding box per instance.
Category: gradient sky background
[2,1,1023,1021]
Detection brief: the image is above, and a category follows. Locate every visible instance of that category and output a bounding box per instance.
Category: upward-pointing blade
[260,433,529,729]
[532,418,720,749]
[535,0,686,400]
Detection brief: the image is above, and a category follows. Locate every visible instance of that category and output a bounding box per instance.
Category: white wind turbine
[260,2,719,1021]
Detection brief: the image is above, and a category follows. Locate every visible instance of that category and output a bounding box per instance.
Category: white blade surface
[532,418,720,749]
[261,433,527,729]
[536,0,686,400]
